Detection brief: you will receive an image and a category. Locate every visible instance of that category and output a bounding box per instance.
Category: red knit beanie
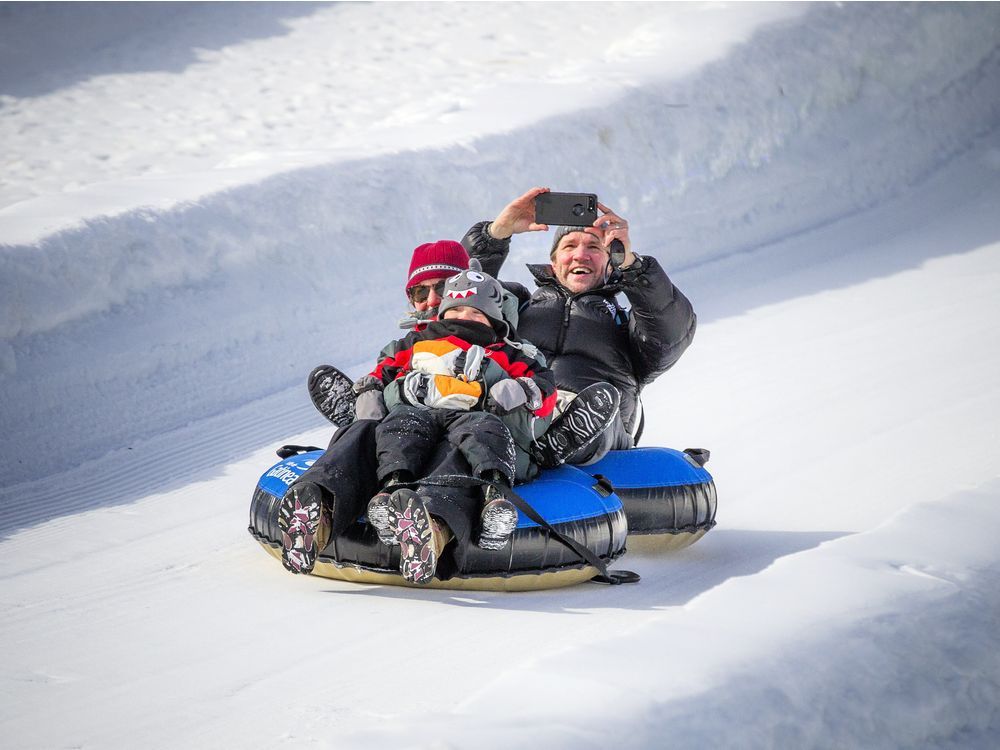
[406,240,470,290]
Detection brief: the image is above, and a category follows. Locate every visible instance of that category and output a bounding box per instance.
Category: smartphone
[534,192,598,227]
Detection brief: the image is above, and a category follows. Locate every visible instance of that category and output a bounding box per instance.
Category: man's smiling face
[551,229,609,293]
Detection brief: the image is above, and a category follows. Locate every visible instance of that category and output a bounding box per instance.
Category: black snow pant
[295,419,381,538]
[570,412,634,465]
[375,406,517,572]
[292,410,517,578]
[375,406,516,488]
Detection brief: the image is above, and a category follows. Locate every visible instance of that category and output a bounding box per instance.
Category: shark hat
[437,258,508,334]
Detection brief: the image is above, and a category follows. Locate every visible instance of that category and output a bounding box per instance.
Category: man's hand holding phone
[595,202,636,269]
[488,187,552,240]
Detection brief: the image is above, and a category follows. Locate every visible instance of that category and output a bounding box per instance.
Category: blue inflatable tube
[248,446,716,589]
[585,447,717,549]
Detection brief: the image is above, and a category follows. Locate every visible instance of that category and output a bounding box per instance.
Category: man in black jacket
[461,187,696,463]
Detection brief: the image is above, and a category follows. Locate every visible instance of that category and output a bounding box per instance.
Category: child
[358,259,557,583]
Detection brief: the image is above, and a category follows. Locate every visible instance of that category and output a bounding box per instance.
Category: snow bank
[0,2,801,213]
[2,3,999,486]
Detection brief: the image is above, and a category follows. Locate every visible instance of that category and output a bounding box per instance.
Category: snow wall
[2,2,999,486]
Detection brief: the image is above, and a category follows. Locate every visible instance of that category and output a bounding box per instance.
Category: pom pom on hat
[407,240,470,289]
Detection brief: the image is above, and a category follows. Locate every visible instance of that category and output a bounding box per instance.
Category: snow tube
[248,446,716,590]
[248,450,629,591]
[584,447,717,551]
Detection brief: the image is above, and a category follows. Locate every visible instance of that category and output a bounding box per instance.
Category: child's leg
[369,405,445,545]
[442,412,521,550]
[443,411,517,487]
[374,405,443,484]
[295,419,381,537]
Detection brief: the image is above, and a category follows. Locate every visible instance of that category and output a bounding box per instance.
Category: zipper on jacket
[554,296,574,353]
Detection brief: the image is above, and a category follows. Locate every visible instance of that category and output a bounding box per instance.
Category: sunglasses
[407,280,447,303]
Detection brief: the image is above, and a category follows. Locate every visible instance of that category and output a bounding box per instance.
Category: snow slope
[2,3,1000,748]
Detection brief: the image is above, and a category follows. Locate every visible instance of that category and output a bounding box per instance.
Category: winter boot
[307,364,356,427]
[477,473,518,551]
[531,382,621,468]
[278,482,329,575]
[367,471,413,546]
[385,488,438,585]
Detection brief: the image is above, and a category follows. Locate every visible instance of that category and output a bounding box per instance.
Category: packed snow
[2,2,999,748]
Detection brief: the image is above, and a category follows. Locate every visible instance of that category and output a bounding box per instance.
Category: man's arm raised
[462,186,550,279]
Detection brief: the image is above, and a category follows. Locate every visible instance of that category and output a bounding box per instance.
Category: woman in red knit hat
[401,239,471,321]
[277,240,469,576]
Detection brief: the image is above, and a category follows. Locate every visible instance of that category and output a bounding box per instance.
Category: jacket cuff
[483,221,511,249]
[617,253,651,285]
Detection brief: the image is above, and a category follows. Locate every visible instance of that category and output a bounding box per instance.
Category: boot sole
[367,491,398,546]
[478,498,518,550]
[386,489,437,584]
[534,383,620,467]
[307,364,356,427]
[278,483,324,574]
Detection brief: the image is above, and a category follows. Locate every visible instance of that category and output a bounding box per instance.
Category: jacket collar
[423,319,500,346]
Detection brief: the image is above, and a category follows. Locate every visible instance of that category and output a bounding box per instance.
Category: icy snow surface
[2,2,1000,748]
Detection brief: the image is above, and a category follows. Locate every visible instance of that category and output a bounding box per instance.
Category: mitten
[404,370,482,410]
[352,374,382,395]
[516,377,543,410]
[490,378,542,414]
[402,371,432,406]
[459,345,486,382]
[488,379,528,415]
[353,374,389,420]
[354,389,388,421]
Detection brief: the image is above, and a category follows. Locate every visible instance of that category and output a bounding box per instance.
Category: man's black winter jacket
[461,221,696,435]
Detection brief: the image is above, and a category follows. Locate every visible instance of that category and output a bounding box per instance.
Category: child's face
[442,306,491,327]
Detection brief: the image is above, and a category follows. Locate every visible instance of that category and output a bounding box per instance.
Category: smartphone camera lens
[572,204,585,217]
